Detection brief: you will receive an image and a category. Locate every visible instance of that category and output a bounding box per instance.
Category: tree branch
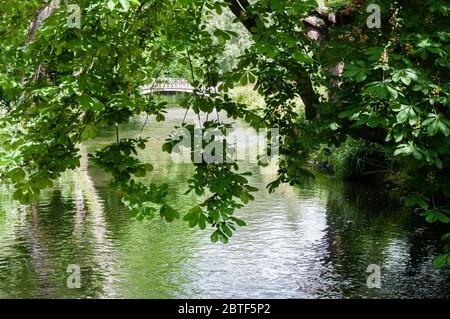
[27,0,59,42]
[225,1,387,144]
[225,0,256,32]
[225,0,321,120]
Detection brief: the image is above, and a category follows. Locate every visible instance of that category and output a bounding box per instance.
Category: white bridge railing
[142,78,217,94]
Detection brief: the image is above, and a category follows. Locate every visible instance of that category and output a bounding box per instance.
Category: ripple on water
[0,109,450,298]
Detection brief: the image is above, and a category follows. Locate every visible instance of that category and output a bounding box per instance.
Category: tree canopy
[0,0,449,265]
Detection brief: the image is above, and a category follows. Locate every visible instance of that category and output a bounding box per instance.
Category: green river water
[0,97,449,298]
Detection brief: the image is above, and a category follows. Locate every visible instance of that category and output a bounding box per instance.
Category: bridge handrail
[142,77,218,94]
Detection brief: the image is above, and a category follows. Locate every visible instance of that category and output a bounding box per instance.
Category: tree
[0,0,449,265]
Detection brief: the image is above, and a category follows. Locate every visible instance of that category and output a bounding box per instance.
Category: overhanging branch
[225,0,321,120]
[225,0,256,32]
[225,1,387,144]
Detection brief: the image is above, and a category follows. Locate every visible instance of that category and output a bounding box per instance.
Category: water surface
[0,104,449,298]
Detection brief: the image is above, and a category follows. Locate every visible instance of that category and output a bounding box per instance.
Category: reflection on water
[0,104,449,299]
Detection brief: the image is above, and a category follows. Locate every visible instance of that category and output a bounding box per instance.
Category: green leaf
[394,144,412,156]
[214,3,223,15]
[437,121,450,136]
[405,196,429,209]
[240,75,248,86]
[156,113,165,122]
[232,217,247,227]
[329,122,340,130]
[432,254,449,268]
[239,192,250,204]
[35,177,53,189]
[426,213,438,223]
[386,85,398,99]
[427,120,438,136]
[211,230,219,243]
[293,51,313,64]
[435,211,450,223]
[8,168,25,183]
[248,72,256,84]
[338,108,360,119]
[408,108,417,126]
[375,85,388,99]
[412,149,423,160]
[396,108,409,123]
[129,0,141,6]
[219,231,229,244]
[159,205,180,222]
[221,224,233,237]
[435,158,443,169]
[394,131,404,142]
[80,125,97,141]
[134,168,146,177]
[183,205,204,228]
[198,215,206,230]
[355,71,367,83]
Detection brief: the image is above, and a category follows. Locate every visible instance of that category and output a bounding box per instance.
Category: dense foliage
[0,0,449,266]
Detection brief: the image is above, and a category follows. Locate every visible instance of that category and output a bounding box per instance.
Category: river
[0,97,449,298]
